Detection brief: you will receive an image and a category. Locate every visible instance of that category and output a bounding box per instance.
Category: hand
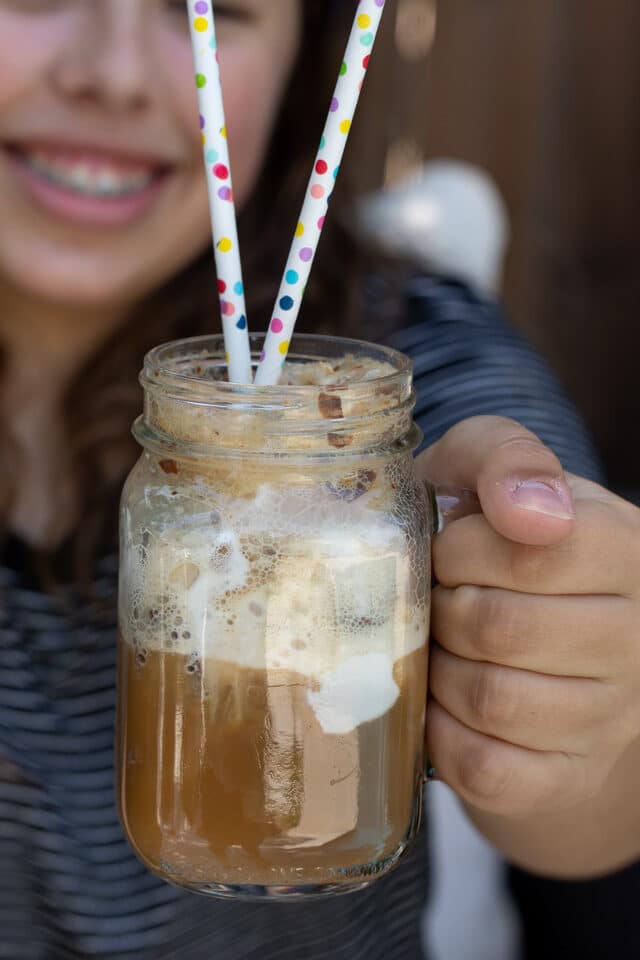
[417,417,640,872]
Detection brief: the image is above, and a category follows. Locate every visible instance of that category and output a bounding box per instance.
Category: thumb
[417,416,575,546]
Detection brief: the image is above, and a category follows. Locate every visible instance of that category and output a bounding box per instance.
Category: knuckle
[468,663,517,729]
[455,738,516,808]
[469,589,527,662]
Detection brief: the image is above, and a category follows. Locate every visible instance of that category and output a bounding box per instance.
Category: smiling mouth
[3,141,177,227]
[5,143,172,200]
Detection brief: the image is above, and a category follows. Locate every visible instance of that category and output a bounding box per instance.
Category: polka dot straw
[187,2,252,384]
[254,0,387,386]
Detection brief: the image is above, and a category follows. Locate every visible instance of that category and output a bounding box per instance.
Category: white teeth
[24,150,155,198]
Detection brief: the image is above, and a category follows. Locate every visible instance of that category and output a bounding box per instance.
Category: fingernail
[511,480,575,520]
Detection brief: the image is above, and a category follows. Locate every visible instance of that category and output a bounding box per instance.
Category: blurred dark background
[351,0,640,495]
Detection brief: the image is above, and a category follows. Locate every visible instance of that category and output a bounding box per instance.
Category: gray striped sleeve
[387,277,603,484]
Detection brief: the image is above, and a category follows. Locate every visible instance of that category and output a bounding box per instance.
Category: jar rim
[142,333,412,404]
[139,334,419,460]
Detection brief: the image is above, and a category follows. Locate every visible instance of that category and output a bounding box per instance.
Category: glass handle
[424,484,482,780]
[426,483,482,535]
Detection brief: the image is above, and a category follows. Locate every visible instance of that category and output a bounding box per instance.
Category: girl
[0,2,638,958]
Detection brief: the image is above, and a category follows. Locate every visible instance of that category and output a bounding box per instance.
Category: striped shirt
[0,279,602,959]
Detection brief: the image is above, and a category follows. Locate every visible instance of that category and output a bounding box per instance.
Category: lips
[3,141,175,227]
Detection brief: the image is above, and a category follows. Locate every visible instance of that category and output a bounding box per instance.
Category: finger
[432,585,633,679]
[417,416,575,546]
[426,700,601,817]
[433,498,639,597]
[429,644,612,754]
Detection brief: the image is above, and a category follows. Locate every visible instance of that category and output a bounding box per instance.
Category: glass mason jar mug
[117,334,433,899]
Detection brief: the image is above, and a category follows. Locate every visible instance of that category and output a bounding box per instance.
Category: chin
[0,241,169,313]
[14,266,143,310]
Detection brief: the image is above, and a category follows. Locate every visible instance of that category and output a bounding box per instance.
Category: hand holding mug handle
[420,417,576,782]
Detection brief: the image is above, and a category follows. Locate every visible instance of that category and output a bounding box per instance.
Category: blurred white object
[423,783,523,960]
[355,159,510,294]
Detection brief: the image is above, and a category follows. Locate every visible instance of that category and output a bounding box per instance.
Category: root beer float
[117,334,432,898]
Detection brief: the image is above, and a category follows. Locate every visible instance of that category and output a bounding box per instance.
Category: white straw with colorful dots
[187,1,252,383]
[254,0,387,386]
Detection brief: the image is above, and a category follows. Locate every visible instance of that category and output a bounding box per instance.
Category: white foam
[145,481,401,550]
[306,654,400,734]
[121,481,429,683]
[232,483,401,548]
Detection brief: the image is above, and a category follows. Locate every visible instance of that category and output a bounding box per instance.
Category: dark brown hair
[2,1,385,579]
